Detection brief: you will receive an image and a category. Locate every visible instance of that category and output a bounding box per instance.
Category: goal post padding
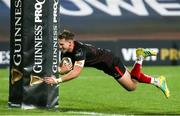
[9,0,60,108]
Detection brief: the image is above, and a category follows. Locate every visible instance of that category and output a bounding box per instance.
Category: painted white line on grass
[66,111,128,116]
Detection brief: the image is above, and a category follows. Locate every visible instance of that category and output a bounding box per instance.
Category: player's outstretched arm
[58,64,83,82]
[44,60,85,84]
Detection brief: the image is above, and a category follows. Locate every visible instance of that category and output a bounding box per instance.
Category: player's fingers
[44,77,49,82]
[44,77,52,84]
[44,76,57,85]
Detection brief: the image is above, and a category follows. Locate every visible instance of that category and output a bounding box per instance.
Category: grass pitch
[0,66,180,115]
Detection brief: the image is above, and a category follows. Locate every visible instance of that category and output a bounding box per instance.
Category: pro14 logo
[121,48,159,61]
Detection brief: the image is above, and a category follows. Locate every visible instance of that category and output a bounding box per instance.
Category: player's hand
[44,75,58,85]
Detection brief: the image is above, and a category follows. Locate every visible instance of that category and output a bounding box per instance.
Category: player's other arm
[59,60,84,82]
[44,60,85,84]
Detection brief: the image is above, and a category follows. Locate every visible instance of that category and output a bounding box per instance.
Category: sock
[130,55,144,77]
[131,63,141,78]
[131,55,152,83]
[131,62,152,84]
[151,77,160,86]
[136,55,144,65]
[139,73,152,83]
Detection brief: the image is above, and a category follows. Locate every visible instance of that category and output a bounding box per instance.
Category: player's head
[58,30,75,53]
[58,30,75,40]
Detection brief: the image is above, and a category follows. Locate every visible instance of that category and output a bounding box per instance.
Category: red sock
[131,63,151,84]
[139,73,151,83]
[131,63,141,78]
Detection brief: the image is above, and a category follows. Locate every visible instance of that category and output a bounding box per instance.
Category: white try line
[66,111,128,116]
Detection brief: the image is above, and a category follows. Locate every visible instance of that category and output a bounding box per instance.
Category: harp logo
[11,68,22,84]
[30,75,43,86]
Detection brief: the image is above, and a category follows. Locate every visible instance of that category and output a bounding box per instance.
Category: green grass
[0,66,180,115]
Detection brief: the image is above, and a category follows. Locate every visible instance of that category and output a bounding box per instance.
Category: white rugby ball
[62,57,72,65]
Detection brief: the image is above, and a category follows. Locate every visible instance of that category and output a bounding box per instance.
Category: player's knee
[126,85,136,91]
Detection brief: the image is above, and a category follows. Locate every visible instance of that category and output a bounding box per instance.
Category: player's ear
[69,42,71,47]
[68,40,73,47]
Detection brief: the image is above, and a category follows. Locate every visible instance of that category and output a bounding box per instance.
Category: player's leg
[114,65,164,93]
[115,69,137,91]
[130,48,157,84]
[131,48,170,98]
[113,59,137,91]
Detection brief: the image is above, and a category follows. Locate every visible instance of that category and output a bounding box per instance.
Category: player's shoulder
[73,41,85,53]
[75,41,85,47]
[76,41,95,49]
[74,41,87,51]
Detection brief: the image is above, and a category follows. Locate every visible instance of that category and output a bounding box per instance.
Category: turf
[0,66,180,115]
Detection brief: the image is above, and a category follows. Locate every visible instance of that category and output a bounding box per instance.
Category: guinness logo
[30,75,43,86]
[11,68,22,85]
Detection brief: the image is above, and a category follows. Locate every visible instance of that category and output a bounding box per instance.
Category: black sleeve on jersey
[74,48,86,61]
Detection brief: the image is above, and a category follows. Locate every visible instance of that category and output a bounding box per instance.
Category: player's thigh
[116,69,137,91]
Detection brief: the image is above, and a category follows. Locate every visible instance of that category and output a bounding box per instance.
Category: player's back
[62,41,124,77]
[76,41,116,72]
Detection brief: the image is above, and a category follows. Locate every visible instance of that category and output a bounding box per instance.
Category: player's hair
[58,30,75,40]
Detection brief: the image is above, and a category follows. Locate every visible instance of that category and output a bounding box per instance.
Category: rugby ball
[62,57,72,65]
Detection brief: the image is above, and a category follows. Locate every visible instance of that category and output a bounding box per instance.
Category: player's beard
[61,48,67,53]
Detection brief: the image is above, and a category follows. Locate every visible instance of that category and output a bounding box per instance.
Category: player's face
[58,38,71,53]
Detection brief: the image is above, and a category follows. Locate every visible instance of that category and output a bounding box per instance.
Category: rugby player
[44,30,170,98]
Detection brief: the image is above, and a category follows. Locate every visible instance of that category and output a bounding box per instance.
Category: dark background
[0,0,180,68]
